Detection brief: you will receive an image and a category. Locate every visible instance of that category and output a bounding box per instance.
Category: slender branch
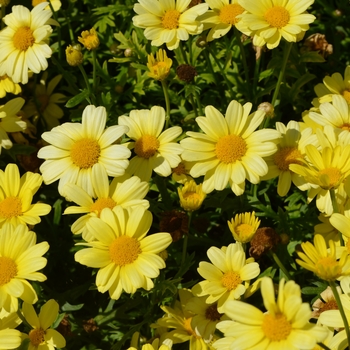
[161,80,171,129]
[234,28,250,98]
[269,251,292,281]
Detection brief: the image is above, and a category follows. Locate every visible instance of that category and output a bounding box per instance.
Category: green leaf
[299,51,326,63]
[62,302,85,312]
[65,89,90,108]
[53,198,63,225]
[289,73,316,101]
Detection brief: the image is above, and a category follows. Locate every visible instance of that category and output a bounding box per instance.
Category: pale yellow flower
[228,211,260,243]
[147,49,172,81]
[178,179,206,212]
[0,75,21,98]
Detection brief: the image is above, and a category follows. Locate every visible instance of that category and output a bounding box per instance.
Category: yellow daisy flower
[296,234,350,281]
[118,106,183,182]
[128,335,173,350]
[314,213,340,245]
[64,169,149,242]
[198,0,250,42]
[0,223,49,313]
[0,3,56,84]
[132,0,208,50]
[192,243,260,313]
[0,309,22,350]
[32,0,62,12]
[0,75,21,98]
[214,277,328,349]
[180,100,280,195]
[239,0,316,49]
[0,164,51,227]
[147,49,172,81]
[313,66,350,106]
[21,299,66,350]
[178,179,206,212]
[262,121,318,196]
[78,28,100,51]
[74,206,172,300]
[23,73,66,130]
[227,211,260,243]
[0,98,26,154]
[37,105,131,198]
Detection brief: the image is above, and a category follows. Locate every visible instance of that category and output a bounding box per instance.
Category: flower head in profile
[119,106,183,182]
[0,98,26,153]
[198,0,250,42]
[262,121,318,196]
[192,243,260,313]
[178,179,206,212]
[180,100,280,195]
[0,223,49,313]
[65,44,83,66]
[21,299,66,350]
[0,3,56,84]
[228,211,260,243]
[132,0,208,50]
[78,28,100,51]
[38,105,131,198]
[147,49,172,81]
[0,75,21,98]
[64,169,149,242]
[0,164,51,227]
[239,0,316,49]
[74,206,172,300]
[23,73,66,130]
[296,234,350,281]
[214,277,328,350]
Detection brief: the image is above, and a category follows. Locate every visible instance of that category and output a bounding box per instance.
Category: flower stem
[181,212,192,268]
[330,189,344,245]
[193,89,203,116]
[92,50,98,95]
[317,344,331,350]
[329,280,350,347]
[161,80,171,129]
[16,308,32,329]
[271,41,293,107]
[269,251,292,281]
[234,28,250,98]
[78,64,93,104]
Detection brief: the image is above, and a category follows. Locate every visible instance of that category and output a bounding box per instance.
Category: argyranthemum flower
[74,206,172,300]
[64,169,149,242]
[239,0,316,49]
[37,105,131,198]
[198,0,250,42]
[262,121,318,196]
[78,28,100,51]
[227,211,260,243]
[132,0,208,50]
[296,234,350,281]
[0,3,56,84]
[118,106,183,182]
[21,299,66,350]
[0,75,21,98]
[0,223,49,313]
[0,309,22,350]
[0,163,51,227]
[311,286,340,320]
[23,72,66,130]
[178,179,206,212]
[180,100,280,195]
[147,49,172,81]
[192,243,260,313]
[128,333,173,350]
[0,97,26,154]
[213,277,328,350]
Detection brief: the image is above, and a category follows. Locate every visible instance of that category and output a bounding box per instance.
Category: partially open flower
[147,49,172,81]
[66,44,83,66]
[228,211,260,243]
[78,28,100,51]
[178,180,206,212]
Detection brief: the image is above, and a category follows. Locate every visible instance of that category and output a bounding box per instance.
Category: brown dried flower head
[249,227,281,259]
[159,210,189,242]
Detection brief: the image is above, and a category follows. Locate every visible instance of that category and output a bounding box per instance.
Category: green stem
[330,189,344,245]
[92,49,98,94]
[207,45,235,99]
[316,344,331,350]
[16,309,32,329]
[63,10,75,43]
[269,251,292,281]
[253,56,261,100]
[193,89,203,116]
[161,80,171,129]
[189,94,198,119]
[271,41,293,107]
[179,42,188,64]
[203,50,219,86]
[181,212,192,268]
[78,64,92,104]
[48,0,62,61]
[234,28,250,98]
[329,281,350,347]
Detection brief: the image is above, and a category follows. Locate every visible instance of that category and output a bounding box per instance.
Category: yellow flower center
[315,256,342,280]
[37,94,50,113]
[0,196,22,219]
[215,134,247,164]
[89,198,116,217]
[347,239,350,254]
[235,223,254,240]
[0,257,18,286]
[319,299,338,312]
[183,191,201,201]
[0,75,8,80]
[70,138,101,169]
[219,4,245,25]
[205,303,221,321]
[13,26,35,51]
[264,6,290,28]
[172,162,186,175]
[162,9,181,29]
[134,135,160,159]
[341,122,350,131]
[109,236,142,266]
[319,167,342,189]
[221,271,242,290]
[273,146,303,171]
[261,313,292,341]
[29,328,46,346]
[342,90,350,104]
